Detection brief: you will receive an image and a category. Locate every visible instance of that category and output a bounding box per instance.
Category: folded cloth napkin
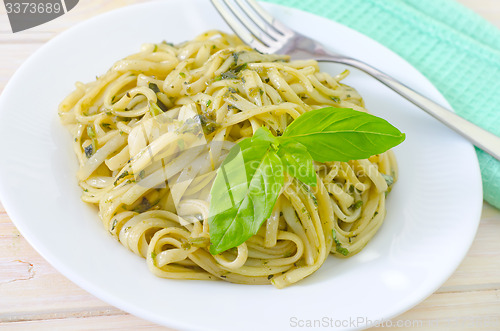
[264,0,500,209]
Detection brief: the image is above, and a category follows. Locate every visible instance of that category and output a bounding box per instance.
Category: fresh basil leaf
[252,126,279,145]
[280,107,405,162]
[208,135,284,255]
[207,107,405,255]
[277,141,317,187]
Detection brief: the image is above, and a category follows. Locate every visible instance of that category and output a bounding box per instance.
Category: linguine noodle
[59,31,398,288]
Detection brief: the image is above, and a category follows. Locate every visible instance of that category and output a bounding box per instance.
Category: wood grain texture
[1,0,499,330]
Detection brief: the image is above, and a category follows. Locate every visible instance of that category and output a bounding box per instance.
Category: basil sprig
[208,107,405,255]
[208,128,283,254]
[281,107,406,162]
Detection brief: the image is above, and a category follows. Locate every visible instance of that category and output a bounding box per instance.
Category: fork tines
[211,0,294,53]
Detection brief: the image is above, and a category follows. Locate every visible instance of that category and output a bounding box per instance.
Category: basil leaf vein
[281,107,405,162]
[277,141,317,187]
[207,107,405,255]
[208,129,283,255]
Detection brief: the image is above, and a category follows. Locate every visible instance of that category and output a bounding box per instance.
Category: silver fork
[211,0,500,161]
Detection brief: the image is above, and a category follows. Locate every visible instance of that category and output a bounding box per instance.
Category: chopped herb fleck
[332,229,349,256]
[381,173,394,187]
[233,63,247,73]
[139,170,146,179]
[232,52,239,63]
[267,274,274,280]
[188,237,210,247]
[149,82,161,93]
[114,170,129,185]
[134,197,152,213]
[87,126,96,139]
[330,96,341,103]
[194,114,218,135]
[84,144,94,158]
[149,102,163,116]
[157,99,169,112]
[221,71,238,80]
[179,72,186,78]
[111,219,118,231]
[227,104,241,112]
[221,63,248,80]
[353,200,363,210]
[206,100,212,107]
[348,185,355,194]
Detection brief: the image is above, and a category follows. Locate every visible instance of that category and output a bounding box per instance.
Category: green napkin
[264,0,500,209]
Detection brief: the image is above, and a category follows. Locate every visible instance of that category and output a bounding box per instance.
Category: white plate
[0,1,482,330]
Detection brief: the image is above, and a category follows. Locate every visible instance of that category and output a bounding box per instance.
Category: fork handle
[318,56,500,162]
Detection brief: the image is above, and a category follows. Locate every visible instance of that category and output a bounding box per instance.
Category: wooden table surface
[1,1,499,330]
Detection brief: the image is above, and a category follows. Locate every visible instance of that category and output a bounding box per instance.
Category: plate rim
[0,1,483,330]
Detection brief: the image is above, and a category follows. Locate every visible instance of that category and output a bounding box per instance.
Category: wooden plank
[0,203,110,317]
[2,199,500,329]
[1,291,499,331]
[456,0,500,28]
[0,314,171,330]
[439,203,500,292]
[1,0,499,330]
[372,290,500,330]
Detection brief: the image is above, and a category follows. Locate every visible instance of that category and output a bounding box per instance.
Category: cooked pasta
[58,31,398,288]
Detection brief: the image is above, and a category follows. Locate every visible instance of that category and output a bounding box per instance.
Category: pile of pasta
[59,31,397,288]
